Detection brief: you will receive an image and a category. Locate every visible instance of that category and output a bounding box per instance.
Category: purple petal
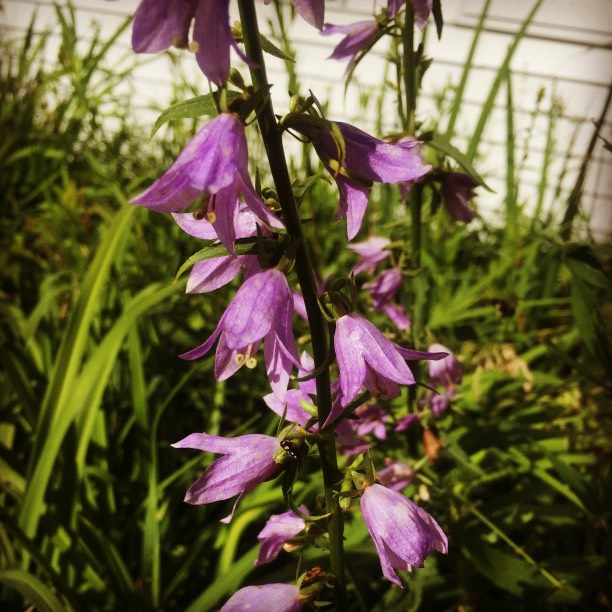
[238,172,285,229]
[131,0,194,53]
[220,584,302,612]
[172,212,219,240]
[394,346,448,361]
[193,0,232,86]
[293,0,324,29]
[255,507,308,565]
[223,269,288,349]
[335,175,370,240]
[179,312,226,360]
[186,256,244,294]
[334,316,367,406]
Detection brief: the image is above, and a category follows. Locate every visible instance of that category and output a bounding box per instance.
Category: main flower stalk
[236,0,346,605]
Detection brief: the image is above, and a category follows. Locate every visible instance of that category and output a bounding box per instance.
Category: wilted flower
[363,268,411,330]
[173,432,282,523]
[348,236,391,274]
[131,0,249,85]
[334,313,447,407]
[313,123,430,238]
[360,483,448,586]
[220,583,303,612]
[441,172,478,223]
[255,506,308,566]
[322,20,380,73]
[131,112,283,254]
[180,268,300,400]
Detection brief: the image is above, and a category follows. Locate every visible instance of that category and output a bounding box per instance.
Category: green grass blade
[466,0,544,162]
[0,569,67,612]
[504,67,517,240]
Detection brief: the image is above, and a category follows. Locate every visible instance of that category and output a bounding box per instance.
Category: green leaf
[432,0,443,39]
[259,32,295,62]
[149,91,241,138]
[424,133,494,191]
[0,569,67,612]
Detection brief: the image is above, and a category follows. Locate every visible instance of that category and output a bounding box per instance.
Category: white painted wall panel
[2,0,611,237]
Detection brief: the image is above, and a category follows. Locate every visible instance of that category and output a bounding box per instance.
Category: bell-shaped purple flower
[333,313,447,407]
[131,112,283,254]
[313,123,430,239]
[221,584,303,612]
[264,0,324,30]
[322,20,380,73]
[180,268,300,400]
[173,432,282,523]
[360,483,448,586]
[441,172,478,223]
[255,506,308,566]
[131,0,248,86]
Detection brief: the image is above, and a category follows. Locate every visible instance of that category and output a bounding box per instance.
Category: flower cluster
[123,0,454,606]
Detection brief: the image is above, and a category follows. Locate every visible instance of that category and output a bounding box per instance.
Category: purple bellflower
[180,268,300,401]
[441,172,478,223]
[255,506,309,566]
[333,313,447,408]
[220,584,303,612]
[130,112,283,254]
[173,206,265,293]
[313,122,430,239]
[353,403,389,441]
[131,0,248,86]
[363,268,411,330]
[173,432,283,523]
[387,0,433,30]
[322,20,380,73]
[360,483,448,586]
[348,236,391,274]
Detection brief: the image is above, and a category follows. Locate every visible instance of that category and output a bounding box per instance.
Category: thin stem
[237,0,346,605]
[402,4,416,135]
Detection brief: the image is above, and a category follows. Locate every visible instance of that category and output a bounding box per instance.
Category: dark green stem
[403,4,416,135]
[237,0,346,605]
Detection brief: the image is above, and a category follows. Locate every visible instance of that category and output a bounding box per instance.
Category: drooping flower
[360,483,448,586]
[363,268,411,330]
[348,236,391,274]
[322,20,380,73]
[441,172,478,223]
[131,0,249,86]
[180,268,300,400]
[220,583,303,612]
[387,0,433,30]
[131,112,283,254]
[334,313,447,407]
[312,122,430,239]
[173,433,283,523]
[255,506,309,566]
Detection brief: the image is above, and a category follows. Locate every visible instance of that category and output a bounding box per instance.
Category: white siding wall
[2,0,611,237]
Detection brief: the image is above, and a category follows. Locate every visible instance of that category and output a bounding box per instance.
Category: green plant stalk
[560,82,612,240]
[504,68,517,242]
[403,4,416,136]
[237,0,346,605]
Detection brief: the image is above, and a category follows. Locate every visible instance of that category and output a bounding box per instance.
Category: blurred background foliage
[0,4,611,611]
